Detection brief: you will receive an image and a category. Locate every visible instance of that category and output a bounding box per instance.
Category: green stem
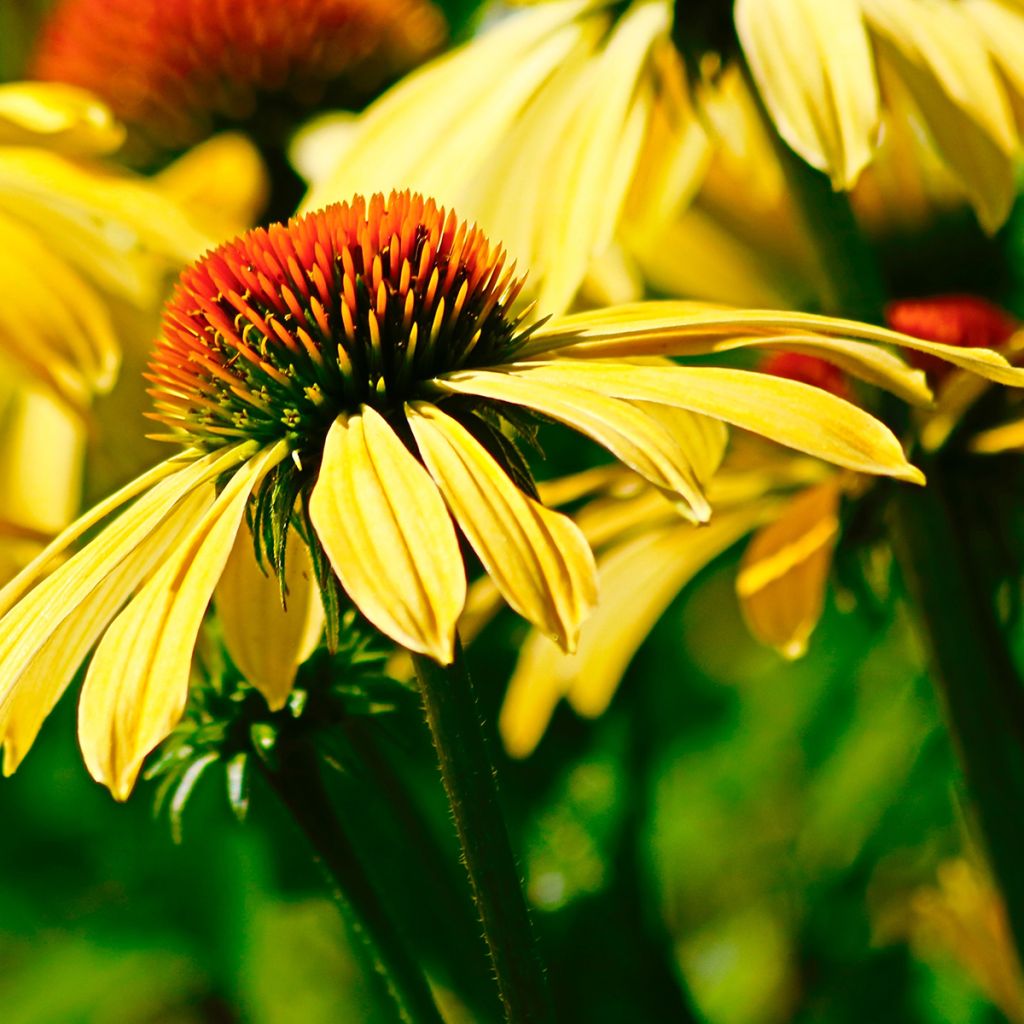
[258,739,446,1024]
[892,476,1024,961]
[413,640,554,1024]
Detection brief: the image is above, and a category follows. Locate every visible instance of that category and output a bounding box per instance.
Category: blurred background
[4,0,1024,1022]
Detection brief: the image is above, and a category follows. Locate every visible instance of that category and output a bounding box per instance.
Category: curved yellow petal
[0,444,254,720]
[0,210,119,400]
[736,0,879,188]
[155,132,268,235]
[0,82,124,155]
[446,363,924,483]
[736,480,842,658]
[862,0,1017,231]
[433,369,721,521]
[302,0,593,211]
[532,1,666,314]
[499,504,771,757]
[308,407,465,663]
[524,301,1024,388]
[0,485,213,775]
[407,402,597,652]
[78,444,286,800]
[216,526,323,711]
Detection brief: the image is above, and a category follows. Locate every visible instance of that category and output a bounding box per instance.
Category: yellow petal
[308,407,465,663]
[78,444,287,800]
[736,480,842,658]
[968,418,1024,453]
[0,210,119,400]
[526,301,1024,389]
[0,444,254,721]
[862,0,1017,231]
[155,132,268,235]
[433,369,721,521]
[302,0,593,211]
[499,504,772,757]
[216,527,324,711]
[0,385,84,540]
[0,149,212,309]
[736,0,879,187]
[447,363,924,483]
[531,1,666,314]
[0,82,124,155]
[0,485,213,775]
[406,402,597,651]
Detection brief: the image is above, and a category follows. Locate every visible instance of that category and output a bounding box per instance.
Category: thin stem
[258,739,446,1024]
[892,476,1024,962]
[413,640,554,1024]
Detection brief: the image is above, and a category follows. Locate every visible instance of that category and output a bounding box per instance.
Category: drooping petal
[216,526,323,710]
[432,369,723,521]
[445,363,925,482]
[0,485,213,774]
[407,401,597,652]
[736,480,842,658]
[736,0,879,188]
[78,443,287,799]
[0,443,254,720]
[500,505,773,757]
[862,0,1017,232]
[308,406,465,663]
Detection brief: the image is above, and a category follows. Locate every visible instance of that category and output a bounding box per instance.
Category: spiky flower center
[149,192,530,461]
[760,352,849,400]
[32,0,445,156]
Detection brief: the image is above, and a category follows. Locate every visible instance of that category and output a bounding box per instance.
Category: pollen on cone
[148,191,529,455]
[32,0,446,158]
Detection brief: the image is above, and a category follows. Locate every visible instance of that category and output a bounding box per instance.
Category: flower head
[32,0,446,159]
[148,192,529,454]
[3,190,1020,798]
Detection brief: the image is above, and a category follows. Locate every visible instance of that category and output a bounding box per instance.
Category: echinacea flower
[497,295,1024,756]
[32,0,447,162]
[1,189,1002,799]
[301,0,1024,325]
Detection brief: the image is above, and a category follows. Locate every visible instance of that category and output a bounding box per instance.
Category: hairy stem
[413,641,554,1024]
[259,739,446,1024]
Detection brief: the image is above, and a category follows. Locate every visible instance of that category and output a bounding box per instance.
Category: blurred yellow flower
[0,82,264,572]
[903,859,1024,1023]
[0,190,980,798]
[498,297,1024,756]
[302,0,1024,327]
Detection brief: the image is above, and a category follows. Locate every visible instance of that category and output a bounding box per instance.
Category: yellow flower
[736,0,1024,231]
[497,297,1024,756]
[31,0,447,163]
[302,0,702,315]
[0,189,992,799]
[301,0,1024,324]
[0,82,263,567]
